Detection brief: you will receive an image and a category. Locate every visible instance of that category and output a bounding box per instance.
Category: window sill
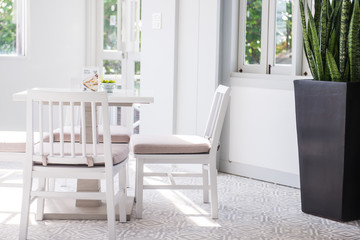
[230,72,313,90]
[231,72,312,80]
[0,55,27,61]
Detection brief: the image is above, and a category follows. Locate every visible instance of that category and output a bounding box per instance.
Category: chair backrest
[26,89,112,166]
[203,85,230,154]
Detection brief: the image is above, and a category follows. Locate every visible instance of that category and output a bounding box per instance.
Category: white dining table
[13,88,154,105]
[13,87,154,220]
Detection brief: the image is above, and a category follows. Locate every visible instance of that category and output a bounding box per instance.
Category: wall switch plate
[152,13,162,29]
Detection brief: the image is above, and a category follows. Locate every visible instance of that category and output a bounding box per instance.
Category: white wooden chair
[19,90,128,240]
[131,85,230,219]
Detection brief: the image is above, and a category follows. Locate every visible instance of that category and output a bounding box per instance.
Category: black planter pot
[294,79,360,221]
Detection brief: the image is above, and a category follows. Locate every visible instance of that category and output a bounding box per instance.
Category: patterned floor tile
[1,162,360,239]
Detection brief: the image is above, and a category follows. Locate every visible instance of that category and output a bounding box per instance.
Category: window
[97,0,142,132]
[0,0,25,56]
[98,0,141,89]
[238,0,302,75]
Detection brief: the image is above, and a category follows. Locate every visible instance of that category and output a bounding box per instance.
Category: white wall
[141,0,221,136]
[140,0,178,134]
[0,0,86,131]
[176,0,220,135]
[220,74,302,187]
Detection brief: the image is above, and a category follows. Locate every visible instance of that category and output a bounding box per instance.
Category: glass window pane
[104,0,118,50]
[133,108,140,134]
[245,0,262,65]
[275,0,292,65]
[134,61,140,91]
[103,60,121,75]
[0,0,16,55]
[134,61,141,75]
[139,0,142,52]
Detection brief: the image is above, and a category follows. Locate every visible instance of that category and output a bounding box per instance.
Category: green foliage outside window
[275,0,292,64]
[245,0,262,64]
[276,1,293,54]
[103,60,121,75]
[245,0,293,65]
[0,0,16,55]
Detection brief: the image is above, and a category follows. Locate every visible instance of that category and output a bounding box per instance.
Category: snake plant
[300,0,360,82]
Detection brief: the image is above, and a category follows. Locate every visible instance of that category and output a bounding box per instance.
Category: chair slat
[209,93,223,141]
[49,101,54,156]
[204,92,221,140]
[59,101,64,157]
[91,102,97,156]
[70,102,75,157]
[81,102,86,157]
[39,101,43,156]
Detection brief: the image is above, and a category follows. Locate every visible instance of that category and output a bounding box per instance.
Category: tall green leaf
[345,60,350,82]
[319,0,327,65]
[328,29,337,56]
[334,1,343,45]
[324,60,331,81]
[331,0,343,31]
[314,0,322,32]
[327,0,332,19]
[348,0,360,82]
[308,4,324,79]
[299,0,318,80]
[339,0,351,76]
[326,50,341,81]
[334,43,339,67]
[308,21,312,51]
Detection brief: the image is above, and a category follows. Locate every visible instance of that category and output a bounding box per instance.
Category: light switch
[152,13,162,29]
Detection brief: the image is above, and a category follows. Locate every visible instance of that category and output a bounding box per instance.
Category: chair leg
[126,161,130,188]
[105,170,116,240]
[19,167,33,240]
[36,177,46,220]
[118,166,127,223]
[202,164,209,203]
[209,164,218,219]
[135,158,143,219]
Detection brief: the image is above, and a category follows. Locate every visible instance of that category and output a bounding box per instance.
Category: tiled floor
[0,161,360,239]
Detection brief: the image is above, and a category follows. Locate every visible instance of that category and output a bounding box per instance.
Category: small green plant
[300,0,360,82]
[101,80,116,83]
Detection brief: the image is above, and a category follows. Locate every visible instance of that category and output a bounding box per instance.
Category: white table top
[12,88,154,105]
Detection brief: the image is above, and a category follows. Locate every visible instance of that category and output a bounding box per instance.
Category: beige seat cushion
[53,125,131,143]
[0,131,48,153]
[130,135,211,154]
[34,142,129,165]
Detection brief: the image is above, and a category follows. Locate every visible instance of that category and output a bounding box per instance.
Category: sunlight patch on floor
[0,171,37,226]
[143,165,221,227]
[0,186,22,225]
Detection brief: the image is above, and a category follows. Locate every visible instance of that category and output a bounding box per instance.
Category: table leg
[76,179,101,207]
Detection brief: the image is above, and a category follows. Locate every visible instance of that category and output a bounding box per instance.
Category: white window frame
[97,0,124,83]
[95,0,141,130]
[0,0,26,56]
[238,0,303,76]
[96,0,141,87]
[238,0,269,74]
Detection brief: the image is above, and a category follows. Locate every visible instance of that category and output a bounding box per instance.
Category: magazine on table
[82,67,99,91]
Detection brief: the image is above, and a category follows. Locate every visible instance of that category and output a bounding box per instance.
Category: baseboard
[219,160,300,188]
